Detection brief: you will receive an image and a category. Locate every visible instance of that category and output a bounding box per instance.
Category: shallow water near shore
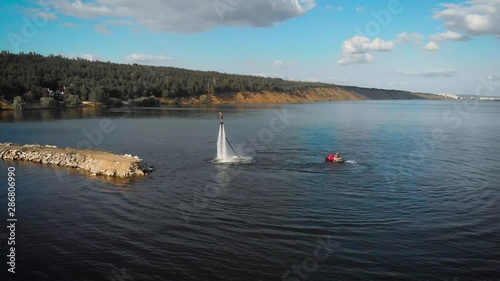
[1,100,500,280]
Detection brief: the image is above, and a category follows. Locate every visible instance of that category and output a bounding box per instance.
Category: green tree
[40,97,58,108]
[64,94,81,107]
[22,92,35,103]
[162,89,171,99]
[80,85,89,100]
[89,87,109,103]
[12,96,25,110]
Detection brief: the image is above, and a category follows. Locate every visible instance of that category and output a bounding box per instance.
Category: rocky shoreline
[0,143,154,178]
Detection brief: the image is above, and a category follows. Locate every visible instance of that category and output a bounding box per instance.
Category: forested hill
[0,52,439,104]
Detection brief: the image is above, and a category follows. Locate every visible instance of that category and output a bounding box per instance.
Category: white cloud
[59,53,101,61]
[304,77,320,82]
[429,30,471,42]
[356,7,364,12]
[300,0,316,10]
[61,22,78,27]
[40,12,58,20]
[272,60,296,69]
[253,73,287,79]
[387,81,411,86]
[424,41,440,51]
[338,36,394,65]
[272,60,284,68]
[95,24,112,35]
[397,32,424,45]
[105,19,133,25]
[342,36,394,53]
[433,0,500,36]
[79,54,102,61]
[338,53,375,65]
[52,0,317,33]
[126,53,175,64]
[338,6,344,11]
[397,69,458,77]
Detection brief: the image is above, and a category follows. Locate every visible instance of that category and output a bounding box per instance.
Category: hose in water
[225,137,244,160]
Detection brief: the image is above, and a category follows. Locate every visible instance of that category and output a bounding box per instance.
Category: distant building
[48,87,65,98]
[437,93,463,100]
[480,97,500,101]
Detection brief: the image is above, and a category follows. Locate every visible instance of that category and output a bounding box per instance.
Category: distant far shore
[1,53,449,110]
[1,89,447,111]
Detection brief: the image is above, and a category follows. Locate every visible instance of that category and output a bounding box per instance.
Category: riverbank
[160,87,444,105]
[0,144,153,178]
[1,87,445,110]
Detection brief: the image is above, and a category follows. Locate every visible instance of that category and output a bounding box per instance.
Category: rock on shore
[0,143,154,178]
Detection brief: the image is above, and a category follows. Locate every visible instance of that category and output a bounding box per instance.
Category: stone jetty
[0,143,154,178]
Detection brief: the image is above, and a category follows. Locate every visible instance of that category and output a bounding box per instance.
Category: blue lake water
[1,100,499,280]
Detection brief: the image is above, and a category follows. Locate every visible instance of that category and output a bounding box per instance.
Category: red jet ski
[326,153,344,163]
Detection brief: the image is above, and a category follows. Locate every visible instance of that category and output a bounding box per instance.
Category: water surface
[1,100,499,280]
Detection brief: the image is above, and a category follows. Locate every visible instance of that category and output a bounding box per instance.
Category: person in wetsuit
[219,112,224,125]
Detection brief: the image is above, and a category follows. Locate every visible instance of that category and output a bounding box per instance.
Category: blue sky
[1,0,499,96]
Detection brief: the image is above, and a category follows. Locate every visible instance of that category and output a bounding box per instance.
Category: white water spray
[217,124,229,161]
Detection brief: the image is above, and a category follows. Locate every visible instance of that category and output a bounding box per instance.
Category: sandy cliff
[162,87,443,105]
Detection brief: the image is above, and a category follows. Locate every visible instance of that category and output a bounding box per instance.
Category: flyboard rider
[219,112,224,125]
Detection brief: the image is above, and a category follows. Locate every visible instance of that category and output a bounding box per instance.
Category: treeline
[0,51,340,104]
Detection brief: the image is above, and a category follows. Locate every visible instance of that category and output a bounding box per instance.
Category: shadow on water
[1,104,289,122]
[1,107,104,122]
[0,158,139,186]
